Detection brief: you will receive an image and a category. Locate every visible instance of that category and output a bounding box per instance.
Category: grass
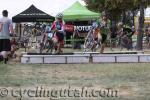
[0,63,150,100]
[0,47,150,100]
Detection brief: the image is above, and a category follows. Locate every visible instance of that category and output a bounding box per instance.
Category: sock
[4,58,8,64]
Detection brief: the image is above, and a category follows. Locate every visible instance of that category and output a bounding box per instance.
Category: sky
[0,0,85,18]
[0,0,149,19]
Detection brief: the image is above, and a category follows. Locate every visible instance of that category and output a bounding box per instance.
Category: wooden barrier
[21,54,90,64]
[21,51,150,64]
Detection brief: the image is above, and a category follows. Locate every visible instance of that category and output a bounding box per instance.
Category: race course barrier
[21,54,90,64]
[21,51,150,64]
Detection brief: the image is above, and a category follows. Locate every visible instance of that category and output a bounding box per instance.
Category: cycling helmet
[102,11,106,16]
[92,21,99,29]
[56,13,63,19]
[117,22,123,28]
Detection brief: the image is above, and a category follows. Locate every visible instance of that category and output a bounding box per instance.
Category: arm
[50,21,55,32]
[9,25,14,34]
[0,23,3,32]
[9,20,14,34]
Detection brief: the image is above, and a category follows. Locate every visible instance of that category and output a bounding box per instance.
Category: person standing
[99,12,111,53]
[147,26,150,48]
[0,10,14,64]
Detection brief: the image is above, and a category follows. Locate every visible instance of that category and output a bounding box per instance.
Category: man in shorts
[99,12,111,53]
[0,10,14,64]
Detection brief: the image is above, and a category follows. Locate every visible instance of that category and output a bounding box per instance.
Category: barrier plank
[116,55,139,63]
[44,57,66,64]
[67,56,89,64]
[21,53,150,64]
[93,55,116,63]
[139,55,150,62]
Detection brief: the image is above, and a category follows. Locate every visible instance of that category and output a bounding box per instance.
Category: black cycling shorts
[101,34,107,44]
[56,32,64,42]
[0,39,11,52]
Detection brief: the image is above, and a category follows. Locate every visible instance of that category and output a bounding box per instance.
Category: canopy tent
[12,4,54,22]
[63,1,100,21]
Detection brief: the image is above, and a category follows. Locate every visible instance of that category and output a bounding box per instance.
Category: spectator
[99,12,111,53]
[0,10,14,64]
[147,26,150,48]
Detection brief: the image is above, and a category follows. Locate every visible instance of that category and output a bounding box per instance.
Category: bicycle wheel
[83,39,94,52]
[23,26,32,37]
[46,40,54,53]
[110,37,120,51]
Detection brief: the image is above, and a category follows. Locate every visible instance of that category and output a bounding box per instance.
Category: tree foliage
[84,0,150,20]
[84,0,150,50]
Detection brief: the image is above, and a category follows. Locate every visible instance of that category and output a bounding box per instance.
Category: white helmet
[56,13,63,19]
[117,22,123,27]
[92,22,99,29]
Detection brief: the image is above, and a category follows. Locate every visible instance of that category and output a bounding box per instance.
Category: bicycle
[23,23,46,36]
[22,23,46,48]
[83,27,101,52]
[39,31,55,53]
[109,28,133,51]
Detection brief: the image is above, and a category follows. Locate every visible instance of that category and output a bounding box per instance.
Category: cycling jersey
[51,20,65,42]
[51,20,65,33]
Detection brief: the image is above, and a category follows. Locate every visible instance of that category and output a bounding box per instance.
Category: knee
[52,38,58,44]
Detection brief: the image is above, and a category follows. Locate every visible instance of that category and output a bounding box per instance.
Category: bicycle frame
[83,27,99,52]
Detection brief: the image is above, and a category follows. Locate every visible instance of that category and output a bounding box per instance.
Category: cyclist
[99,12,111,53]
[91,20,101,50]
[117,22,133,50]
[83,20,101,52]
[51,13,65,54]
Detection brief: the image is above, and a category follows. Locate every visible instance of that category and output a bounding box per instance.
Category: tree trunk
[122,11,126,24]
[131,10,135,27]
[137,2,144,50]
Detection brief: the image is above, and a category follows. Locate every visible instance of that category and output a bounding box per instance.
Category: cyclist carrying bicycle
[117,22,134,50]
[83,20,101,52]
[51,13,65,54]
[91,20,101,50]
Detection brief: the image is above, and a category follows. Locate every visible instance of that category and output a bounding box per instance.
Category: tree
[84,0,150,50]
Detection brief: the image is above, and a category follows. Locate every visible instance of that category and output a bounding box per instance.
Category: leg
[100,34,107,53]
[0,53,4,61]
[57,40,64,54]
[52,37,58,53]
[100,43,106,53]
[1,51,9,64]
[0,39,11,64]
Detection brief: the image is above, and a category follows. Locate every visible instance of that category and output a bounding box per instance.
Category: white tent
[145,7,150,17]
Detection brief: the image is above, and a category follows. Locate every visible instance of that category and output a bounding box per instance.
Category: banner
[74,26,92,32]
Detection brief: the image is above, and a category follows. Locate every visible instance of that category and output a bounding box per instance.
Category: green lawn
[0,63,150,100]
